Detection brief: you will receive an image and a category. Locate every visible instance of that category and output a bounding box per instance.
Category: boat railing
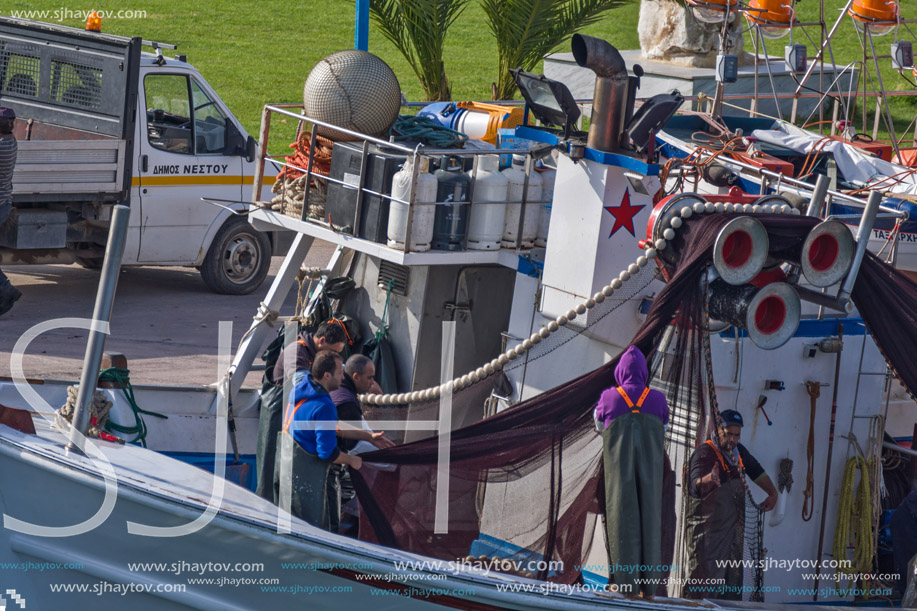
[251,104,557,259]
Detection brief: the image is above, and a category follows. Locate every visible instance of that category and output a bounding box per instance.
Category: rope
[99,367,168,447]
[832,456,873,594]
[389,115,468,148]
[237,301,281,348]
[875,219,902,263]
[802,380,819,521]
[57,386,118,442]
[275,130,333,181]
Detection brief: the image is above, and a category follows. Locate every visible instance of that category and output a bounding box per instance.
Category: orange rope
[275,130,334,181]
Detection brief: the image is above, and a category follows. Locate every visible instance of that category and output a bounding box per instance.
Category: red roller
[708,279,801,350]
[800,220,855,287]
[712,216,770,285]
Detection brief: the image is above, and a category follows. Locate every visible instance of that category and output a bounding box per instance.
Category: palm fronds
[482,0,635,101]
[369,0,470,101]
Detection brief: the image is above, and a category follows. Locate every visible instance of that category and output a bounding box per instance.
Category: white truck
[0,16,275,294]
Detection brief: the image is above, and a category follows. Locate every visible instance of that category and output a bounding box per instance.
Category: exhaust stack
[571,34,629,153]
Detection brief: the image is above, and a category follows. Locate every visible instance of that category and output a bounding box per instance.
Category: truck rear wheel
[200,217,271,295]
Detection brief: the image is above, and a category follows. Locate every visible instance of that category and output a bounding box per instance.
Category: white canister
[535,166,556,247]
[387,157,437,252]
[501,154,542,249]
[467,155,509,250]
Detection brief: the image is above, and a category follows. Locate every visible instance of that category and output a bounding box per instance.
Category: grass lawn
[0,0,913,141]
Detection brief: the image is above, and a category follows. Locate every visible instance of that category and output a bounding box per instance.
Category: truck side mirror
[244,135,256,163]
[223,119,253,159]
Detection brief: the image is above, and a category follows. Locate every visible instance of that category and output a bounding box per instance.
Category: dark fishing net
[351,212,917,591]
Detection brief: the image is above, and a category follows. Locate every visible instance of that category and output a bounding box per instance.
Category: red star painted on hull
[604,189,644,237]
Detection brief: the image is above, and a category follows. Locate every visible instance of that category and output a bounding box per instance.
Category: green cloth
[684,475,745,600]
[603,412,664,596]
[273,432,331,530]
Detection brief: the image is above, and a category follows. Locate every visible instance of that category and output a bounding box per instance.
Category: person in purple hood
[594,345,669,597]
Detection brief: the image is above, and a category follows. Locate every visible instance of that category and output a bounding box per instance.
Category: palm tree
[369,0,469,101]
[482,0,634,101]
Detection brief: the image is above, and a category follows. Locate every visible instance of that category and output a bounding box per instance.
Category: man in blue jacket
[274,350,362,529]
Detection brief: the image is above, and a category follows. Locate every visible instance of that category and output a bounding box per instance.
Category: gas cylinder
[387,157,437,252]
[467,155,508,251]
[432,156,471,251]
[535,166,556,248]
[501,154,542,249]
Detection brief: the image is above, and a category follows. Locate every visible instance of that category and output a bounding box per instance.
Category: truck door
[137,73,242,263]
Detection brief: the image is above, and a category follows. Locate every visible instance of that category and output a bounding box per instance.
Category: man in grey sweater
[0,106,20,316]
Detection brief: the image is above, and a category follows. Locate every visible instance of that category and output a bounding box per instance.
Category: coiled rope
[389,115,468,148]
[832,455,873,593]
[98,367,168,446]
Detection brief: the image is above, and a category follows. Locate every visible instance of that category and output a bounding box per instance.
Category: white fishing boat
[1,10,917,611]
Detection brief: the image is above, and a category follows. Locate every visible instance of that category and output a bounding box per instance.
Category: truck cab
[0,17,274,294]
[131,53,270,294]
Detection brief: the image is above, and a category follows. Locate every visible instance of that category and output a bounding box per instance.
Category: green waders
[273,432,332,530]
[684,470,746,600]
[603,404,665,597]
[255,382,284,500]
[254,331,286,501]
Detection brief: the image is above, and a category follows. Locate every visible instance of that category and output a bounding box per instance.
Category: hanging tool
[803,381,820,521]
[755,394,772,425]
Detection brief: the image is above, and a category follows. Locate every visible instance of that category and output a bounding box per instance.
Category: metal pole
[794,0,856,95]
[66,204,130,453]
[805,174,830,218]
[355,0,370,51]
[838,190,882,304]
[865,29,901,161]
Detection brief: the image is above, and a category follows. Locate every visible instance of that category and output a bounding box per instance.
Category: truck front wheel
[200,217,271,295]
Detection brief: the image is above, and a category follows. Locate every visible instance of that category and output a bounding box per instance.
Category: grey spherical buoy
[304,50,401,141]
